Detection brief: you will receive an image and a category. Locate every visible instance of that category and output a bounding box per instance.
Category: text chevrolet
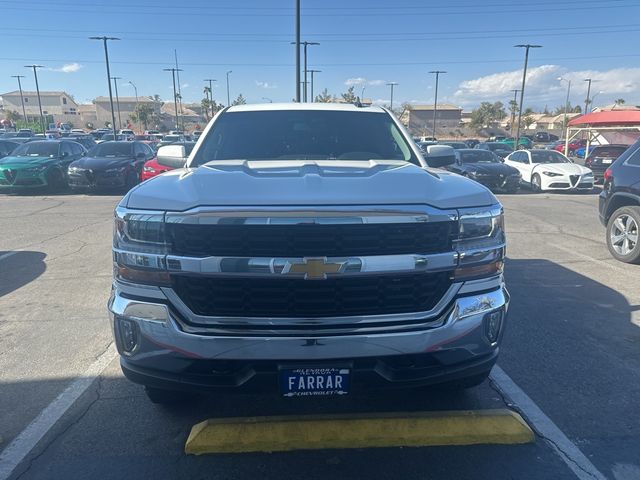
[108,103,509,404]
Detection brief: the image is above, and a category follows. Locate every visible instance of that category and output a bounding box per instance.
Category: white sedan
[504,149,594,192]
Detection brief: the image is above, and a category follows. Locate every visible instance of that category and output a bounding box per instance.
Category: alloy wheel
[610,214,639,256]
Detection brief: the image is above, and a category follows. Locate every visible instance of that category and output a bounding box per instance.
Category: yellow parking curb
[185,409,534,455]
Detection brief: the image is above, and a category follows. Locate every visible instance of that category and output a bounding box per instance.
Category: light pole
[128,81,138,132]
[11,75,27,122]
[584,78,593,115]
[386,82,398,110]
[308,69,321,101]
[429,70,446,139]
[89,36,120,138]
[510,89,520,135]
[361,86,366,101]
[24,65,45,134]
[295,0,301,102]
[262,97,273,103]
[163,68,182,131]
[111,76,122,130]
[226,70,232,106]
[204,78,216,118]
[557,77,571,142]
[590,91,604,111]
[514,44,542,150]
[291,41,320,102]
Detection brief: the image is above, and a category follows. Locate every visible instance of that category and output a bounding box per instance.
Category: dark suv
[598,139,640,263]
[585,144,629,183]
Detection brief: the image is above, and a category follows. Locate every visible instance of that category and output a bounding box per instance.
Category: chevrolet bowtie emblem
[286,257,345,280]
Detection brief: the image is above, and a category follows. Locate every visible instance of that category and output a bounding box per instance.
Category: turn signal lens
[453,261,504,281]
[116,264,171,286]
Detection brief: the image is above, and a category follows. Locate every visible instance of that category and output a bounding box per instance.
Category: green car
[0,140,87,191]
[499,137,533,149]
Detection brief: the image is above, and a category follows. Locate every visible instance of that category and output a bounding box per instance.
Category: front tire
[606,206,640,264]
[531,173,542,193]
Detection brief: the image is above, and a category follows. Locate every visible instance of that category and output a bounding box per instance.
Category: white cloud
[345,77,366,86]
[345,78,390,87]
[255,81,277,89]
[49,63,83,73]
[181,83,189,89]
[453,65,640,108]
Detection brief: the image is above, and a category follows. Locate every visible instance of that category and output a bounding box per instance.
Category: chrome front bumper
[108,275,509,363]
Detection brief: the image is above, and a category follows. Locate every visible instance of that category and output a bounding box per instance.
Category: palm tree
[613,98,626,109]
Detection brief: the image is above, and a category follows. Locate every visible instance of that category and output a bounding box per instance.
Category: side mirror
[157,145,187,168]
[423,145,455,168]
[61,151,69,158]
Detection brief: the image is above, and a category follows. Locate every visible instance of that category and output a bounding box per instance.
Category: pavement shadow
[501,258,640,474]
[0,251,47,298]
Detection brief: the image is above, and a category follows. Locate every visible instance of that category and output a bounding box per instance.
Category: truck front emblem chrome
[285,257,346,280]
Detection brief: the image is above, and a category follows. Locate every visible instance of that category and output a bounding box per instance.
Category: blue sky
[1,0,640,111]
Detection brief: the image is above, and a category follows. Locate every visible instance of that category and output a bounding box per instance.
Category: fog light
[116,316,140,355]
[483,309,503,344]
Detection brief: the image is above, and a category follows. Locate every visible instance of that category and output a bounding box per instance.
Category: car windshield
[592,146,627,157]
[459,150,500,163]
[530,150,571,164]
[191,110,417,166]
[11,142,59,157]
[89,142,133,157]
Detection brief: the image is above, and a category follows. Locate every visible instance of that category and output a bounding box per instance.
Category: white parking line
[0,343,117,480]
[0,251,19,262]
[491,366,607,480]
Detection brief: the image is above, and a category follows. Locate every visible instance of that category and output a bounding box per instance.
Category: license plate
[280,367,350,397]
[601,159,613,164]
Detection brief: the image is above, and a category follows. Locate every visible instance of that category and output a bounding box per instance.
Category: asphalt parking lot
[1,189,639,480]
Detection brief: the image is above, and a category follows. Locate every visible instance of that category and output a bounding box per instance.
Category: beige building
[1,90,79,124]
[94,96,158,129]
[406,104,463,135]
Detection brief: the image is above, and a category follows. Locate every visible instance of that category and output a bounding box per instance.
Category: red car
[554,139,587,154]
[140,141,194,181]
[140,157,172,181]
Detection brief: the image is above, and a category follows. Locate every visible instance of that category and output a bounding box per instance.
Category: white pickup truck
[109,103,508,404]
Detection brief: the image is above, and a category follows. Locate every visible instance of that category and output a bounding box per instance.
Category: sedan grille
[171,272,453,318]
[570,175,579,185]
[166,222,456,257]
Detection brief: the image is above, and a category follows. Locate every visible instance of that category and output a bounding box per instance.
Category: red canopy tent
[564,110,640,156]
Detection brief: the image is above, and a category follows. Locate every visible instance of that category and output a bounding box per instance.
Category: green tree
[341,86,357,103]
[129,103,154,131]
[469,101,507,130]
[5,110,20,123]
[523,114,535,129]
[315,88,334,103]
[231,94,246,106]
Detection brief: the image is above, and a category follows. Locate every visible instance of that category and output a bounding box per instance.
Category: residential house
[0,90,79,125]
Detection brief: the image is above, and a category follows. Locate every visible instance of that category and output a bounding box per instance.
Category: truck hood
[124,160,497,211]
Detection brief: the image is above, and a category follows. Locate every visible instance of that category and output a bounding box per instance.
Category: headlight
[68,166,82,173]
[454,206,505,280]
[113,207,169,285]
[583,172,594,177]
[542,171,562,177]
[143,166,156,173]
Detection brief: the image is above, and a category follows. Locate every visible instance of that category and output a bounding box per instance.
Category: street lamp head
[227,70,232,75]
[89,36,120,41]
[24,65,44,69]
[514,44,542,48]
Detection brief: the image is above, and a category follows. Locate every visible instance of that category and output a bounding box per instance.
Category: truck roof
[226,102,386,113]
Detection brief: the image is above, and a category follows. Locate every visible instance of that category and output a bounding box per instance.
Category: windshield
[531,150,571,164]
[459,150,500,164]
[89,142,133,157]
[592,146,627,157]
[191,110,417,166]
[11,142,59,157]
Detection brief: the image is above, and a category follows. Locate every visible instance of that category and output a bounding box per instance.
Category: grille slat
[166,222,455,257]
[172,272,452,318]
